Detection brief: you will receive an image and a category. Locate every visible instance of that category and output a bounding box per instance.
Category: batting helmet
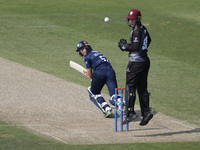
[76,41,92,56]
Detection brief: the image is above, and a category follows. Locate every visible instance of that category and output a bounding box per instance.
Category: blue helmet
[76,41,92,56]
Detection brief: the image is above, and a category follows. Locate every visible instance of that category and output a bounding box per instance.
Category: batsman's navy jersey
[84,50,117,97]
[84,50,112,70]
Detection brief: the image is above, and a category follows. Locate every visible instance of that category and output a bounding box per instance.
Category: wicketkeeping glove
[118,39,130,51]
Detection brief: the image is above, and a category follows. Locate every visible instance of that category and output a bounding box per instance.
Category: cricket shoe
[139,113,153,126]
[104,110,112,118]
[122,113,138,125]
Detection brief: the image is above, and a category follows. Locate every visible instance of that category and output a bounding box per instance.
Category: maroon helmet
[126,9,142,21]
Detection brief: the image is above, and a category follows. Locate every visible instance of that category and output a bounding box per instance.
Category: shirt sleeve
[84,56,91,68]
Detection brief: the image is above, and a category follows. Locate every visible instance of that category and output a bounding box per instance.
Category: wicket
[115,87,129,131]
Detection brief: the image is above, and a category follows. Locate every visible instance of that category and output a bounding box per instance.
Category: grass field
[1,121,200,150]
[1,120,200,150]
[0,120,200,150]
[0,0,200,149]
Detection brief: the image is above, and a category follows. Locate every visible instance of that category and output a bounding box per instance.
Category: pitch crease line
[26,125,68,144]
[172,120,195,129]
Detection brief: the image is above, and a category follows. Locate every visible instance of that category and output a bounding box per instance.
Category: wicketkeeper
[118,9,153,125]
[76,41,118,118]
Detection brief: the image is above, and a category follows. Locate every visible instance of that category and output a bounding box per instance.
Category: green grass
[1,122,200,150]
[0,0,200,149]
[0,121,64,150]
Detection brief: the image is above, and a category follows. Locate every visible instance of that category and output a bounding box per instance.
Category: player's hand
[120,39,127,44]
[118,39,129,51]
[84,71,89,77]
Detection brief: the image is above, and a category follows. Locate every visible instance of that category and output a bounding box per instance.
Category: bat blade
[69,61,89,77]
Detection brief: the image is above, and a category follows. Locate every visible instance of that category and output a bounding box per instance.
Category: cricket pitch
[0,57,199,144]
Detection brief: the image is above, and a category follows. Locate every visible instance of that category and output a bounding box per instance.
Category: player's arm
[118,29,141,52]
[86,67,92,79]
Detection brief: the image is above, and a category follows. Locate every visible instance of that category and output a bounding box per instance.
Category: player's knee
[87,87,111,113]
[128,86,136,97]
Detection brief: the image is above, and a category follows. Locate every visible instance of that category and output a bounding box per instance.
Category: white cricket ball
[104,17,109,22]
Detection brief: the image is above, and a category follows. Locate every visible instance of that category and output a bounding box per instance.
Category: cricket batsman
[76,41,118,118]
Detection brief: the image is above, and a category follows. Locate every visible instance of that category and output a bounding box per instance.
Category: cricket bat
[69,61,89,77]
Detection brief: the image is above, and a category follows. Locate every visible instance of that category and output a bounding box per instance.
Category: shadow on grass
[134,128,200,137]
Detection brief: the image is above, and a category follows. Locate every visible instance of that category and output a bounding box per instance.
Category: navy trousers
[91,68,117,97]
